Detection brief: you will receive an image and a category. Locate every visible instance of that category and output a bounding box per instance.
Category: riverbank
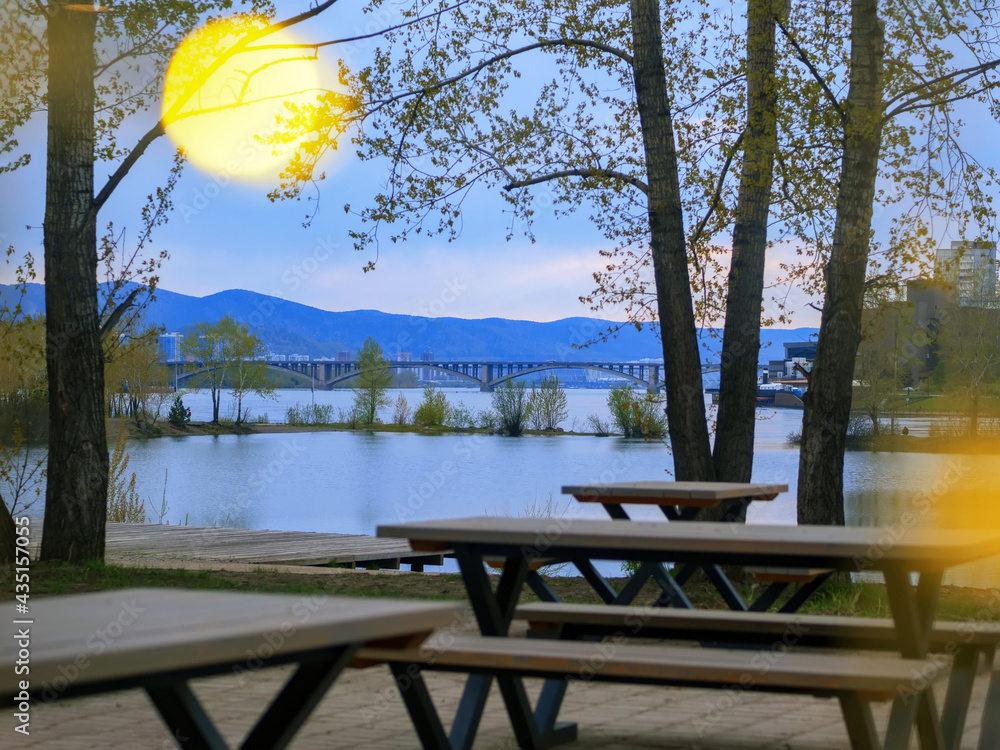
[137,420,1000,455]
[125,420,600,440]
[846,434,1000,453]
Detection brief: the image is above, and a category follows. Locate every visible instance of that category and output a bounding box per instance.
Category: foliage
[225,321,275,426]
[107,427,146,524]
[168,396,189,427]
[587,414,612,437]
[0,314,47,440]
[278,0,1000,523]
[3,0,364,562]
[491,380,532,437]
[0,420,46,519]
[414,386,449,427]
[285,402,334,425]
[0,315,47,528]
[934,303,1000,437]
[106,320,171,431]
[855,295,909,437]
[351,337,393,426]
[182,315,273,425]
[392,393,412,425]
[607,384,666,439]
[445,400,477,428]
[477,409,498,431]
[527,376,568,431]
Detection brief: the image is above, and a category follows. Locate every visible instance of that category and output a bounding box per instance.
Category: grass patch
[3,562,998,622]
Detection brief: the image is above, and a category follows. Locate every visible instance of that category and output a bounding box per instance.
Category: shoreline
[128,421,1000,454]
[125,420,601,440]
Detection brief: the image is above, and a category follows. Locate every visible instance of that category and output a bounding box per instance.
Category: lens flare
[162,16,331,181]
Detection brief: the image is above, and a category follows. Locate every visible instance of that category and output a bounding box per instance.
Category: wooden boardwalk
[29,523,446,570]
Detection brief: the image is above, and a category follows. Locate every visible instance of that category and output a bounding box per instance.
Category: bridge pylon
[648,364,660,393]
[480,364,493,392]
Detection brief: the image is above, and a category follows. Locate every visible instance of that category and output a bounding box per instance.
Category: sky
[0,1,995,326]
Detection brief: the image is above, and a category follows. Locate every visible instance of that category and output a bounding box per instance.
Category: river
[17,387,1000,588]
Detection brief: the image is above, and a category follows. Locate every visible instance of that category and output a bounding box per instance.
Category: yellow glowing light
[162,16,330,181]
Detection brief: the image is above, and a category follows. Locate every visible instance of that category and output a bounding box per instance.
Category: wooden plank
[377,517,1000,571]
[563,481,787,504]
[513,603,1000,648]
[24,524,450,567]
[358,633,935,700]
[0,589,464,697]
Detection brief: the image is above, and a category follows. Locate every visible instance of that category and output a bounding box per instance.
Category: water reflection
[16,391,1000,588]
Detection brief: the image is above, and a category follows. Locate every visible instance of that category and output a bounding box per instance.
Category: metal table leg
[450,547,576,750]
[883,566,946,750]
[146,682,228,750]
[241,646,358,750]
[145,645,358,750]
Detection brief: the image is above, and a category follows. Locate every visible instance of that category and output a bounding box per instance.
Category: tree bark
[711,0,778,494]
[0,502,15,565]
[797,0,885,526]
[629,0,714,481]
[40,3,108,563]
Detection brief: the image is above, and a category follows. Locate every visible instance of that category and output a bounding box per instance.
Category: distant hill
[1,283,817,363]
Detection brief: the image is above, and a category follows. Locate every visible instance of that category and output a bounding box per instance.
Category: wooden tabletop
[379,517,1000,572]
[0,588,463,697]
[563,481,787,506]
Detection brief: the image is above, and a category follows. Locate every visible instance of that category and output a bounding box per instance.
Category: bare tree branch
[690,130,745,248]
[775,17,845,125]
[370,37,634,113]
[504,168,648,195]
[99,287,141,343]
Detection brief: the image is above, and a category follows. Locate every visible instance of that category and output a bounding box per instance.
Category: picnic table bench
[0,588,462,750]
[379,516,1000,750]
[359,632,947,750]
[515,602,1000,750]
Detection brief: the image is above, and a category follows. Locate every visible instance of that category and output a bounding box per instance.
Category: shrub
[446,400,477,428]
[285,403,334,425]
[167,395,189,426]
[587,414,612,436]
[527,376,568,430]
[477,409,499,430]
[414,386,448,427]
[107,427,145,523]
[492,380,532,436]
[392,393,412,425]
[607,384,666,438]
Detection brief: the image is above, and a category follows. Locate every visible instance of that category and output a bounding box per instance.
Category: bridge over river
[168,360,745,392]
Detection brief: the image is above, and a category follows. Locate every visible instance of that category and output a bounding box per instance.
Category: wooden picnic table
[563,480,787,520]
[379,516,1000,750]
[562,480,818,611]
[0,588,462,750]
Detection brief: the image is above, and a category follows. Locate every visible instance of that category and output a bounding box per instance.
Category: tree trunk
[711,0,778,497]
[629,0,714,481]
[797,0,885,526]
[0,502,16,565]
[40,3,107,563]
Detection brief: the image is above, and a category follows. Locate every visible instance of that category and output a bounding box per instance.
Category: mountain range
[3,283,817,364]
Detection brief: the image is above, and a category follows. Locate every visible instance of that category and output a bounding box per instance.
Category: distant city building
[336,350,351,362]
[420,348,434,381]
[268,353,287,362]
[288,354,310,362]
[935,240,997,306]
[768,341,816,381]
[397,351,413,362]
[158,332,184,362]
